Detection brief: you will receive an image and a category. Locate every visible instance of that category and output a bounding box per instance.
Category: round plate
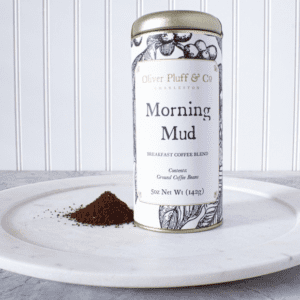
[0,174,299,288]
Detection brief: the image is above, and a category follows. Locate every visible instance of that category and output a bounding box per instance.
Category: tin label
[135,59,219,206]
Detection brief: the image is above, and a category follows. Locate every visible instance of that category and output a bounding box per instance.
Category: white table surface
[0,171,299,300]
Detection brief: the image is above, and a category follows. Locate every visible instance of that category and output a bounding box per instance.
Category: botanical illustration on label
[135,59,219,206]
[132,32,223,230]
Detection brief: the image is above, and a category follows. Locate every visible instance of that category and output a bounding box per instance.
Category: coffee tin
[131,11,223,233]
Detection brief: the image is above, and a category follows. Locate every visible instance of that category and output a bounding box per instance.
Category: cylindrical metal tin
[131,11,223,233]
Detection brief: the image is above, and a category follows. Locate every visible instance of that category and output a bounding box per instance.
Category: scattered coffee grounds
[64,191,134,226]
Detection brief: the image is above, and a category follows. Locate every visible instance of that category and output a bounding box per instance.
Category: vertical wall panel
[143,0,168,15]
[0,1,16,170]
[296,0,300,170]
[174,0,200,10]
[50,0,75,170]
[236,0,264,170]
[268,0,295,170]
[81,0,106,170]
[20,0,45,170]
[208,0,233,171]
[111,0,136,170]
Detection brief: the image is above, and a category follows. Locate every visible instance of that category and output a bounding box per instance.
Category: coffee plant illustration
[132,32,223,230]
[132,33,218,74]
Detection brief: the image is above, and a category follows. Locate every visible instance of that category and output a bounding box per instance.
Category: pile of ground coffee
[64,191,134,226]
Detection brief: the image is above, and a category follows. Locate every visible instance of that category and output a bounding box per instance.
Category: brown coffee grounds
[64,191,134,226]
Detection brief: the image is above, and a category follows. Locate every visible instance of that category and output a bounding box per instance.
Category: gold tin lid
[131,10,222,39]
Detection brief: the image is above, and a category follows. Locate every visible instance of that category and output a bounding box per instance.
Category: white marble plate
[0,174,299,288]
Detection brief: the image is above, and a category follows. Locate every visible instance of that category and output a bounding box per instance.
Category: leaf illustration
[147,34,162,45]
[196,201,219,229]
[219,142,223,169]
[142,43,160,60]
[131,43,161,102]
[216,191,223,223]
[216,36,222,53]
[159,204,208,230]
[147,33,174,47]
[218,63,222,94]
[178,205,205,229]
[132,41,162,75]
[132,53,143,75]
[159,206,180,229]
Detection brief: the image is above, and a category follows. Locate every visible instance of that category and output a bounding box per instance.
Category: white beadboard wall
[0,0,299,171]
